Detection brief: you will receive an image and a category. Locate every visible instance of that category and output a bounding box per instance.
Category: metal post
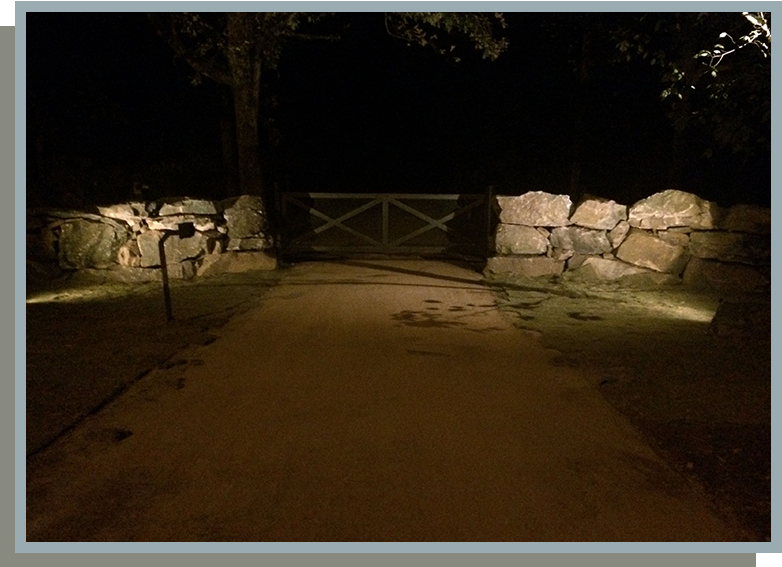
[158,234,173,323]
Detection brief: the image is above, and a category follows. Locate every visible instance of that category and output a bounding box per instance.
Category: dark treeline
[26,12,770,209]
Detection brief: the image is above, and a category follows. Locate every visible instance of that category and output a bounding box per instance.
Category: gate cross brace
[286,196,383,247]
[281,193,488,253]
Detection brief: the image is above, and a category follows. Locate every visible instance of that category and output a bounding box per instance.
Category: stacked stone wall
[486,189,770,291]
[27,195,277,285]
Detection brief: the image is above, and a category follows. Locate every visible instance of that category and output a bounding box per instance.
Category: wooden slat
[280,192,489,257]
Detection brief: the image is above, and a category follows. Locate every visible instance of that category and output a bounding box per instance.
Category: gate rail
[278,191,493,259]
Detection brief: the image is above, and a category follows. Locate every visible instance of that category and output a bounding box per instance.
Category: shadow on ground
[25,262,770,541]
[26,271,279,456]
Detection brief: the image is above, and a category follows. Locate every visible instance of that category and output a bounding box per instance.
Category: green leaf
[744,13,762,27]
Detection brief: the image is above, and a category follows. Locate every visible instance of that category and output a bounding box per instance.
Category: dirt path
[26,260,749,541]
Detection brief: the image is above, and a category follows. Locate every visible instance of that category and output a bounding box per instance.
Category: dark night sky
[26,12,770,209]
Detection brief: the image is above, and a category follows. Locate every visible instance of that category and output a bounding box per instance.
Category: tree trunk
[227,13,264,198]
[219,86,239,198]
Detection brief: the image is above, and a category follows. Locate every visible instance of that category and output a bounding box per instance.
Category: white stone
[570,195,627,230]
[628,189,720,230]
[497,192,573,227]
[615,229,689,274]
[494,224,549,255]
[550,226,612,254]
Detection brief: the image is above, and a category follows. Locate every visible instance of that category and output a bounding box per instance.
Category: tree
[614,12,770,184]
[149,12,508,213]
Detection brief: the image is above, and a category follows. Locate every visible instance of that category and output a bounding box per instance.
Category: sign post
[157,222,195,323]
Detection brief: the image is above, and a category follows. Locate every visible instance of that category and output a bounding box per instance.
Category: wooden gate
[278,191,493,260]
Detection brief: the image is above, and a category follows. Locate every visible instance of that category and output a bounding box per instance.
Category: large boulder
[146,214,217,233]
[570,195,627,230]
[494,224,549,255]
[221,195,269,239]
[496,192,573,227]
[58,219,129,269]
[485,255,565,278]
[136,230,220,267]
[615,228,690,274]
[568,256,680,286]
[136,230,164,267]
[96,201,150,220]
[689,231,770,265]
[156,197,218,216]
[550,226,612,255]
[628,189,720,230]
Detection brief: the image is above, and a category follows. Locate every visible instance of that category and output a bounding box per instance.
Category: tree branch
[148,13,234,86]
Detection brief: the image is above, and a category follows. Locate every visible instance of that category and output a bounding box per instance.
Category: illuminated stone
[157,198,218,216]
[494,224,548,255]
[628,189,720,230]
[222,195,269,238]
[607,221,630,249]
[146,215,217,232]
[497,192,573,227]
[570,195,627,230]
[656,230,690,248]
[550,226,612,254]
[97,201,150,220]
[567,253,589,270]
[136,230,164,267]
[58,219,129,269]
[117,240,142,267]
[568,256,678,285]
[549,247,574,261]
[615,229,689,274]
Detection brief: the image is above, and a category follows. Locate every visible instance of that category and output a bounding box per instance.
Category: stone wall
[486,189,770,292]
[28,189,771,292]
[27,195,277,285]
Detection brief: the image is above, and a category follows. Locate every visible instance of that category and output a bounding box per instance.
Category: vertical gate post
[382,196,389,246]
[273,181,283,261]
[486,185,495,258]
